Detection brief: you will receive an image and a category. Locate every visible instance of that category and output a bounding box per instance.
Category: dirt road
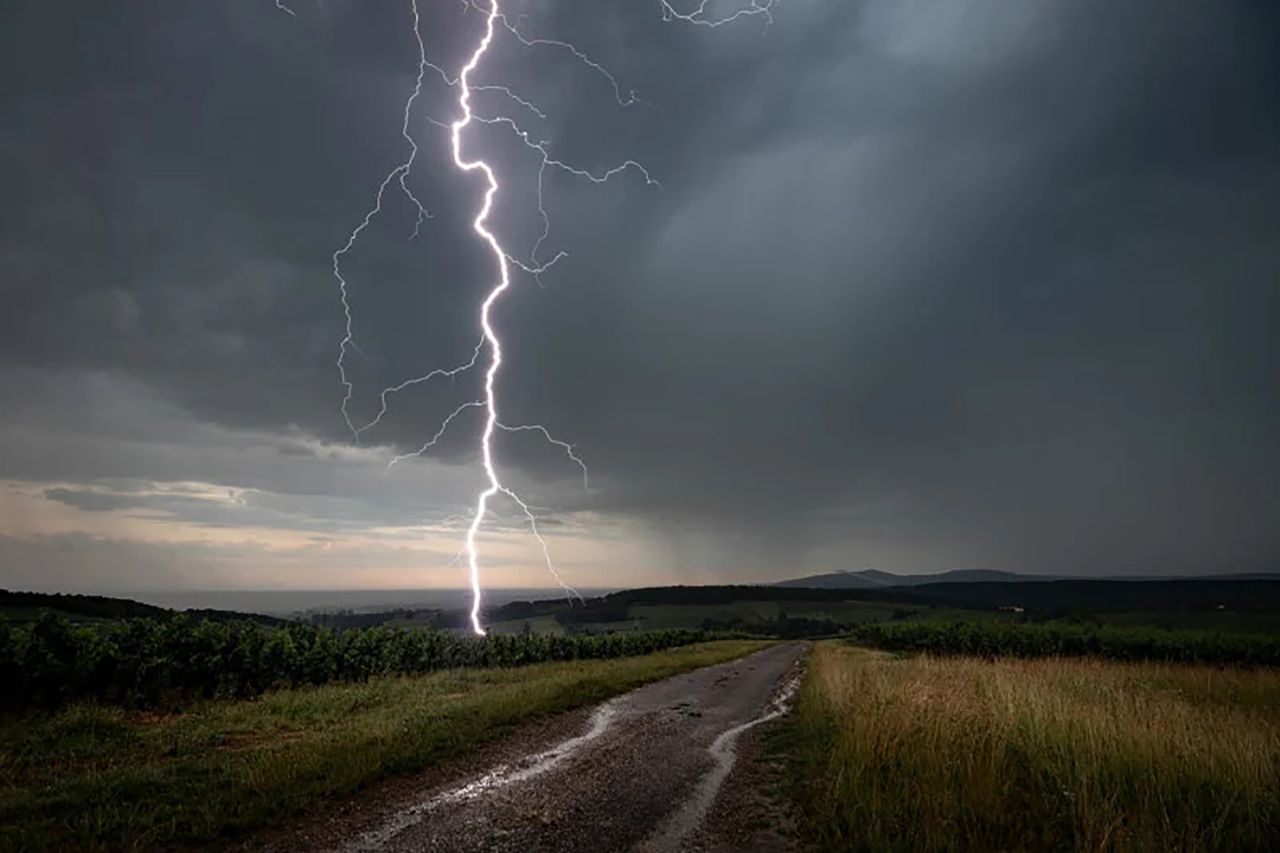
[332,642,805,852]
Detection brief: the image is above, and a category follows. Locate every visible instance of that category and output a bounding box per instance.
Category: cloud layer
[2,0,1277,590]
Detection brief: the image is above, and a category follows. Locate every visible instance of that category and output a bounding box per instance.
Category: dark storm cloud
[2,0,1278,582]
[504,0,1280,574]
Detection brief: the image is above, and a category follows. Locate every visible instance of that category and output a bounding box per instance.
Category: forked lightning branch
[323,0,776,633]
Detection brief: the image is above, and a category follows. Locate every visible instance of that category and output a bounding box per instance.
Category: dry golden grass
[784,643,1280,852]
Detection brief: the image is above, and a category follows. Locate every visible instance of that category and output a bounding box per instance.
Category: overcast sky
[2,0,1277,594]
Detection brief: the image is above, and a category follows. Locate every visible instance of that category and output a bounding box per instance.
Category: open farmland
[782,642,1280,851]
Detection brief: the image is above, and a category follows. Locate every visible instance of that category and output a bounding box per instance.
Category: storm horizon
[3,0,1278,597]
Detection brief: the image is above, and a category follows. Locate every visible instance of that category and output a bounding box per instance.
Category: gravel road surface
[331,642,806,853]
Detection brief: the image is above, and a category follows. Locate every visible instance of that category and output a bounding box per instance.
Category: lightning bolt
[333,0,432,440]
[452,0,532,636]
[323,0,776,635]
[659,0,777,28]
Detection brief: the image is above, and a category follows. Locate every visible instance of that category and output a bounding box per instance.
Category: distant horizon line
[12,567,1279,598]
[134,568,1280,593]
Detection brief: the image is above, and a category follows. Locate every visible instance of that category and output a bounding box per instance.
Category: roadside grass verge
[0,639,768,850]
[781,642,1280,851]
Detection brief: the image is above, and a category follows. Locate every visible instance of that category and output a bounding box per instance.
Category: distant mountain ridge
[774,569,1039,589]
[774,569,1277,589]
[0,590,290,626]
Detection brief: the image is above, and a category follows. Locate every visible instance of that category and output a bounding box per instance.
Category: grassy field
[782,642,1280,851]
[479,615,570,635]
[0,639,768,850]
[630,599,915,629]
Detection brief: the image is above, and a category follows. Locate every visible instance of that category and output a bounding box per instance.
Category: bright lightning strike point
[452,0,510,636]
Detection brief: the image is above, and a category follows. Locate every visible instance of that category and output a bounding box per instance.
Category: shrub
[847,619,1280,665]
[0,614,716,711]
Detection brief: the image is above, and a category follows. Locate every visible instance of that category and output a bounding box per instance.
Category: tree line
[0,613,717,710]
[847,620,1280,666]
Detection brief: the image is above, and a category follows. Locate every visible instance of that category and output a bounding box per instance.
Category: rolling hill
[774,568,1039,589]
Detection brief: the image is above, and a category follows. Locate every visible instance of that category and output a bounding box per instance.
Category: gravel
[259,642,808,853]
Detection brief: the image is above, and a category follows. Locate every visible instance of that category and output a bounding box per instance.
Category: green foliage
[847,619,1280,665]
[0,612,716,710]
[0,641,767,849]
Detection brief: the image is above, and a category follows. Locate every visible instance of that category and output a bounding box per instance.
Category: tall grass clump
[785,643,1280,851]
